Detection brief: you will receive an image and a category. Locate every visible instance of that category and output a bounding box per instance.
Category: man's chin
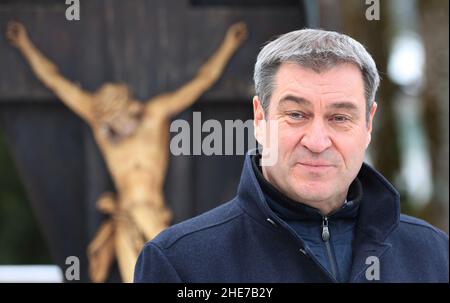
[290,178,335,199]
[292,169,337,185]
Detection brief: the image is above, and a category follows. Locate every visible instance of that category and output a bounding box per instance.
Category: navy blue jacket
[134,152,449,283]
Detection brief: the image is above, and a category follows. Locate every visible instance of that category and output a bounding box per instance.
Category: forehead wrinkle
[273,63,366,112]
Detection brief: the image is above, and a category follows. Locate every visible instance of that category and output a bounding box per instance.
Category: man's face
[96,84,143,138]
[253,62,377,214]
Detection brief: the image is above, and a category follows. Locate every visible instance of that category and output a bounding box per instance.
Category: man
[134,29,449,283]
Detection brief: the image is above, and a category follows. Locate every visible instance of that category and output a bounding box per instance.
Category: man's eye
[331,115,349,123]
[288,112,305,120]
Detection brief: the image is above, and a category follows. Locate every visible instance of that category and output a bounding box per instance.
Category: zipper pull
[322,216,330,241]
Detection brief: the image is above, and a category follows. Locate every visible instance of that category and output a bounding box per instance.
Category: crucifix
[6,20,247,282]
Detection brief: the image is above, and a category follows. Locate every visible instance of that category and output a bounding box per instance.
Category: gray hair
[253,28,380,121]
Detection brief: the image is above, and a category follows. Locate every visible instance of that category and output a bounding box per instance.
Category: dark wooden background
[0,0,315,282]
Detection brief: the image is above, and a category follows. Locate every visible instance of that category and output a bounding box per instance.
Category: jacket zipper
[322,216,339,280]
[267,213,339,282]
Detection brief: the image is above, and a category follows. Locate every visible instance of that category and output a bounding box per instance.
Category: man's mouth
[297,162,336,172]
[298,161,335,167]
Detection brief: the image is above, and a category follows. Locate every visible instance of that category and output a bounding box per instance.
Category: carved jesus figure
[6,20,247,282]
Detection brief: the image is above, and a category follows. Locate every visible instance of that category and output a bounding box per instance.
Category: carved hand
[6,21,30,49]
[225,22,248,48]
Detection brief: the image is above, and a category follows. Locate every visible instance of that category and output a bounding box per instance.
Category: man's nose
[300,119,332,153]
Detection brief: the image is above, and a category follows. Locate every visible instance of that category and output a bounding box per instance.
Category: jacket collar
[237,149,400,243]
[349,161,400,282]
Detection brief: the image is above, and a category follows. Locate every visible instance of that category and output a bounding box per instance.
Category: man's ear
[253,96,266,146]
[366,102,377,148]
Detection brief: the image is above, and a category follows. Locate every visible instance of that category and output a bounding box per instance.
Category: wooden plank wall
[0,0,308,281]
